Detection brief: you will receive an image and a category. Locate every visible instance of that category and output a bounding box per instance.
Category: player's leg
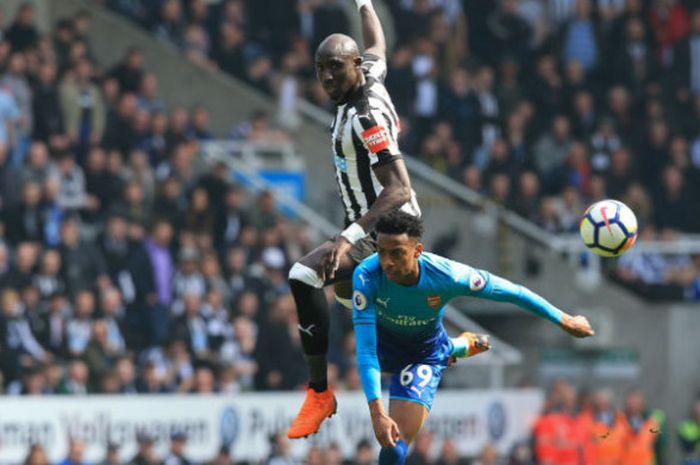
[333,235,378,310]
[377,400,428,465]
[379,360,444,465]
[390,399,430,444]
[287,240,356,438]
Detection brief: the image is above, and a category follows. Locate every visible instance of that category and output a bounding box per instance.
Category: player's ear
[414,242,423,257]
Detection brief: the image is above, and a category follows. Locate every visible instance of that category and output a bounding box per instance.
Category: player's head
[375,210,424,284]
[315,33,363,103]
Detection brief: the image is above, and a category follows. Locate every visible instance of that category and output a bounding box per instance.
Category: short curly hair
[375,210,423,238]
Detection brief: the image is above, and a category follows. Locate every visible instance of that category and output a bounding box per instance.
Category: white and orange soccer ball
[579,199,638,257]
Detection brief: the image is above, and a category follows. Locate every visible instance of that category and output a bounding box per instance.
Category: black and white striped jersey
[329,53,420,225]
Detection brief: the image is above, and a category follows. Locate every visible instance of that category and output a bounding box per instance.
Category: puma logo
[297,324,316,337]
[376,297,390,307]
[358,274,367,286]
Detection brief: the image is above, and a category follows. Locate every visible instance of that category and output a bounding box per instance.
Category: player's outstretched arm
[355,0,386,60]
[456,265,595,338]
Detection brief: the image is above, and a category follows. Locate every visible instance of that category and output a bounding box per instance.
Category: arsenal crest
[427,295,441,309]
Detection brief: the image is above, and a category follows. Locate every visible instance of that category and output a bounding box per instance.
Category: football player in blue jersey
[352,210,595,465]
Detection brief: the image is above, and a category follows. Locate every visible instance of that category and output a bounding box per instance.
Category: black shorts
[347,233,378,265]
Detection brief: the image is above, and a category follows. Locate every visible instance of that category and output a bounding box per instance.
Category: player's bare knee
[288,262,324,288]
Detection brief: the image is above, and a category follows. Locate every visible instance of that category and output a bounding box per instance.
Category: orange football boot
[287,388,338,439]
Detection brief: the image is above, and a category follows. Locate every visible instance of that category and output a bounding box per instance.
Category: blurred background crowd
[1,0,700,464]
[106,0,700,301]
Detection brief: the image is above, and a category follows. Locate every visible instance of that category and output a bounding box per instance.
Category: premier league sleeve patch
[469,271,487,292]
[353,290,368,310]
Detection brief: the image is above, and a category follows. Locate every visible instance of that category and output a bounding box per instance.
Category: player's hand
[371,411,400,448]
[560,314,595,338]
[320,236,353,282]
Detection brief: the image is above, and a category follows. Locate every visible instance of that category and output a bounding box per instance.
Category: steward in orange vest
[580,389,625,465]
[619,390,659,465]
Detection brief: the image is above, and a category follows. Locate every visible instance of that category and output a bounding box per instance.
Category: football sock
[289,279,329,392]
[306,355,328,392]
[379,439,408,465]
[449,335,469,357]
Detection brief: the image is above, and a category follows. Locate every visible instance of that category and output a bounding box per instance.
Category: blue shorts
[377,327,452,410]
[388,362,446,411]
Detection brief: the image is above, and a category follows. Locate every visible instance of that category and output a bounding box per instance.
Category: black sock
[309,379,328,393]
[289,279,329,391]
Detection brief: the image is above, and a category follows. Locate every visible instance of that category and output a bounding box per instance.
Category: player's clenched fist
[559,314,595,338]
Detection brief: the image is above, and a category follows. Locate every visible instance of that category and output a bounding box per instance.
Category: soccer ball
[579,199,638,257]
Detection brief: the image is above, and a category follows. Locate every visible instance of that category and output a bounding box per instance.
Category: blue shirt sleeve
[352,264,382,403]
[450,261,564,324]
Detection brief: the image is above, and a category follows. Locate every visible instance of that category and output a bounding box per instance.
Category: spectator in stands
[98,442,121,465]
[0,287,50,379]
[58,359,89,394]
[0,141,21,210]
[654,165,697,232]
[5,3,39,52]
[154,0,185,46]
[58,218,109,293]
[473,444,500,465]
[102,92,139,155]
[0,85,20,155]
[163,431,192,465]
[129,432,161,465]
[508,441,534,465]
[110,47,145,94]
[128,218,174,346]
[20,141,51,187]
[114,355,138,393]
[23,444,50,465]
[33,249,65,299]
[678,398,700,463]
[265,432,298,465]
[59,58,106,157]
[436,439,468,465]
[137,72,165,115]
[98,214,132,291]
[406,430,433,465]
[66,290,96,358]
[205,446,235,465]
[2,52,32,165]
[4,181,44,245]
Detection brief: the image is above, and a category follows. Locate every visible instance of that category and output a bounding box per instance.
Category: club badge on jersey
[361,126,390,154]
[427,295,441,309]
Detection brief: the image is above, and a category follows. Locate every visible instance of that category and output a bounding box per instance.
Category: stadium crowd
[0,0,699,464]
[106,0,700,300]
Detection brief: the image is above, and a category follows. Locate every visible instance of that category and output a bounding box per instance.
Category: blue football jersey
[352,252,564,405]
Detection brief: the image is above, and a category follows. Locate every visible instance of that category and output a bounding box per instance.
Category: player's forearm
[354,304,382,402]
[484,274,564,324]
[355,183,411,233]
[368,398,387,416]
[357,0,386,58]
[358,362,382,402]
